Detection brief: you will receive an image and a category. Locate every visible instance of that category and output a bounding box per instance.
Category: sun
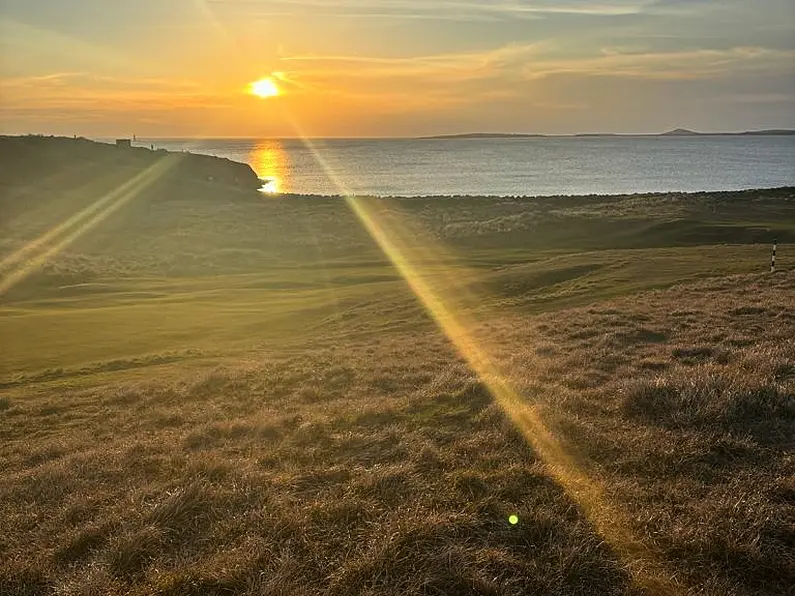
[249,77,280,98]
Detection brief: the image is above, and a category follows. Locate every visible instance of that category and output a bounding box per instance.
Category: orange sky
[1,0,794,137]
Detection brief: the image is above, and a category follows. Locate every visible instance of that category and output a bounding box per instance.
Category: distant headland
[419,129,795,140]
[0,135,262,191]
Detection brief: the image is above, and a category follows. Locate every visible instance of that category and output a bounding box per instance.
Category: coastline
[269,186,795,200]
[3,135,794,200]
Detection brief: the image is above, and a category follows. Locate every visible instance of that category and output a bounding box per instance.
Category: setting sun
[249,77,280,98]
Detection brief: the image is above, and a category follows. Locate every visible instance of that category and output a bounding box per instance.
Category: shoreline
[267,186,795,201]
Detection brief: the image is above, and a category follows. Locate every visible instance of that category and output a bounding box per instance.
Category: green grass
[4,181,789,381]
[0,242,777,381]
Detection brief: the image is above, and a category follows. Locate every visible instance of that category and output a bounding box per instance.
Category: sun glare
[249,77,280,98]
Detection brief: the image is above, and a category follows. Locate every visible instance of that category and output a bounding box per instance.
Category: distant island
[420,129,795,140]
[661,128,795,136]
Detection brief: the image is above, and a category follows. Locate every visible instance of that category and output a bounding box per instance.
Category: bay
[135,136,795,197]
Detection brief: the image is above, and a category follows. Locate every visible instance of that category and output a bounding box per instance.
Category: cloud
[4,41,792,125]
[226,41,787,128]
[714,92,795,105]
[3,2,793,138]
[523,46,795,81]
[0,73,233,114]
[281,43,795,88]
[0,17,144,75]
[207,0,652,21]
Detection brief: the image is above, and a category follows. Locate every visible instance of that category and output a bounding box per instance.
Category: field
[0,142,793,595]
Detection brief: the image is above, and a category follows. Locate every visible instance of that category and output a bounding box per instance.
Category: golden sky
[1,0,794,137]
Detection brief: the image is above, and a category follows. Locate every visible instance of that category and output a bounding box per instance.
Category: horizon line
[5,128,795,141]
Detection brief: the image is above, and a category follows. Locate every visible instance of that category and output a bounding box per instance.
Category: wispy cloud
[252,42,795,126]
[6,41,789,124]
[208,0,652,21]
[715,92,795,105]
[0,18,143,75]
[523,46,795,81]
[0,73,233,113]
[281,43,795,88]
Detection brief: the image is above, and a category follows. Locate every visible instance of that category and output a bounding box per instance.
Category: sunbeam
[1,158,174,274]
[0,155,181,296]
[280,114,683,595]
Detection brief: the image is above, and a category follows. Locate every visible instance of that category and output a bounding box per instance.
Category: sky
[1,0,794,137]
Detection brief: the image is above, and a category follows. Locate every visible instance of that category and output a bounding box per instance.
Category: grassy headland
[0,137,793,595]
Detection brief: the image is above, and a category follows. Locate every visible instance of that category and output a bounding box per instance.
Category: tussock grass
[522,272,795,595]
[0,336,636,595]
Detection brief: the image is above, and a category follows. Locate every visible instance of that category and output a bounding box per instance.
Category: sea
[134,136,795,197]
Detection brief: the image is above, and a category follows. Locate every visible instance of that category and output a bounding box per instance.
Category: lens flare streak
[287,125,682,595]
[0,156,180,296]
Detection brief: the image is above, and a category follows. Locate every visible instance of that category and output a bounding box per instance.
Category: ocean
[135,136,795,197]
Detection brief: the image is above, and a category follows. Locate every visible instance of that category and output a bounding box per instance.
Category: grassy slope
[2,180,793,379]
[0,142,793,595]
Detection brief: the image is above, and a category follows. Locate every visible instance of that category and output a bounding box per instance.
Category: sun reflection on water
[249,140,288,194]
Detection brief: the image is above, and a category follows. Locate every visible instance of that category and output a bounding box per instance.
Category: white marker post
[771,238,777,273]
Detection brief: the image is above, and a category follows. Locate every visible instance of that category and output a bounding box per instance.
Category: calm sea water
[136,136,795,197]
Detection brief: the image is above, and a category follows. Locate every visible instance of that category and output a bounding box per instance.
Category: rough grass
[1,272,793,595]
[0,338,634,596]
[523,272,795,595]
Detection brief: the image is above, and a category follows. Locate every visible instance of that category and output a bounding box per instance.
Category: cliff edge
[0,136,262,192]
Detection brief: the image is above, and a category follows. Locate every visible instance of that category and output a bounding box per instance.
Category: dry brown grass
[0,340,635,595]
[519,271,795,595]
[1,272,793,595]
